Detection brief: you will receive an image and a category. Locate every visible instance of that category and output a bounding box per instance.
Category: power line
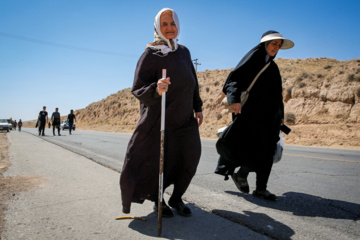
[0,31,137,57]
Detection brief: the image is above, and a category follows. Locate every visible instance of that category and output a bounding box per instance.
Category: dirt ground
[0,133,44,239]
[0,132,10,238]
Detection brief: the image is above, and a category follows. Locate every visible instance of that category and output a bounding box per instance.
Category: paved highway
[22,127,360,239]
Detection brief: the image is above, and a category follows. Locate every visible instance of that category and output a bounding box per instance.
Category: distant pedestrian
[38,106,48,136]
[67,109,76,135]
[51,107,61,136]
[18,119,22,132]
[13,120,17,131]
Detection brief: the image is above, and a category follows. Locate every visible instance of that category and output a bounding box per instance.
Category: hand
[195,112,203,126]
[230,103,242,115]
[157,77,171,96]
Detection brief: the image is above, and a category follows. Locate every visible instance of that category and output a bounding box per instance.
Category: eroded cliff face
[280,58,360,124]
[24,58,360,149]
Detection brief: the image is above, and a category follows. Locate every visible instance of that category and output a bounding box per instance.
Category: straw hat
[260,31,294,49]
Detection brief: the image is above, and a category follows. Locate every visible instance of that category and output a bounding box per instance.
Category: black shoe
[231,173,249,193]
[153,202,174,218]
[168,199,192,217]
[252,190,277,201]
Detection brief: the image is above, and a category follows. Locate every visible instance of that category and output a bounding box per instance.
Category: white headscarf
[146,8,180,56]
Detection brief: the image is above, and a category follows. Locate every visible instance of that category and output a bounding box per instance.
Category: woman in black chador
[120,8,203,217]
[221,31,294,201]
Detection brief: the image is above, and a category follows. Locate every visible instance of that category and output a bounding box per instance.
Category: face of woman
[266,39,283,57]
[160,12,178,39]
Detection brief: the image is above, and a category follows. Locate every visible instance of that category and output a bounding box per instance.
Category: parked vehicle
[60,120,75,131]
[0,119,10,132]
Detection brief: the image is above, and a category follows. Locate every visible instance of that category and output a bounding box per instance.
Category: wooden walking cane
[158,69,166,236]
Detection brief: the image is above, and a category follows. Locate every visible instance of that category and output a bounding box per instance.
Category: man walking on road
[18,119,22,132]
[38,106,48,136]
[67,109,76,135]
[51,108,61,136]
[13,120,17,131]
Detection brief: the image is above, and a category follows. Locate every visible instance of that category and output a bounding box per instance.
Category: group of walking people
[12,119,23,132]
[119,7,294,218]
[37,106,76,136]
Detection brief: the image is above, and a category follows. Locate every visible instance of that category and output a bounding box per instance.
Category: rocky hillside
[25,58,360,149]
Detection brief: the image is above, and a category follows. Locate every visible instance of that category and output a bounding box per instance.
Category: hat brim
[261,35,294,49]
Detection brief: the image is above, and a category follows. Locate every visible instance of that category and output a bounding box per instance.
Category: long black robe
[120,45,203,214]
[220,42,284,172]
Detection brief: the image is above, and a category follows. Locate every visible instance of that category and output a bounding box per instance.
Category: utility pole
[192,59,201,73]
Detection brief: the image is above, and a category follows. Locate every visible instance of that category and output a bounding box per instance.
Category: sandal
[168,199,192,217]
[252,190,277,201]
[153,201,174,218]
[231,173,249,193]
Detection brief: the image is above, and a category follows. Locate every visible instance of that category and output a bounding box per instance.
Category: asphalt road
[18,128,360,239]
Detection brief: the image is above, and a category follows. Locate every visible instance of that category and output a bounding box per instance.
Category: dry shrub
[336,114,348,120]
[285,112,296,124]
[299,82,306,88]
[318,108,328,115]
[347,74,360,82]
[286,87,293,94]
[296,76,303,82]
[356,86,360,98]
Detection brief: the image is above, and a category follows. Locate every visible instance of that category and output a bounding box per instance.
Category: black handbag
[215,117,240,180]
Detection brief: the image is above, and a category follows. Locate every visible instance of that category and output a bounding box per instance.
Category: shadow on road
[212,209,295,240]
[227,190,360,220]
[126,204,282,240]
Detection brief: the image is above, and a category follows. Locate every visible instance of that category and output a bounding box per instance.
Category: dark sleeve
[223,70,241,105]
[223,54,262,105]
[223,59,254,105]
[187,49,203,112]
[131,49,161,107]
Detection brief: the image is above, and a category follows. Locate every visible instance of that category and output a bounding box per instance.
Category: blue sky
[1,0,359,121]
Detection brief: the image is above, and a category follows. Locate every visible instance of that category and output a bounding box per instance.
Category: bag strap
[246,62,271,92]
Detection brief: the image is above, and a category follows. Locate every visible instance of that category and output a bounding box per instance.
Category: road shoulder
[2,131,271,240]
